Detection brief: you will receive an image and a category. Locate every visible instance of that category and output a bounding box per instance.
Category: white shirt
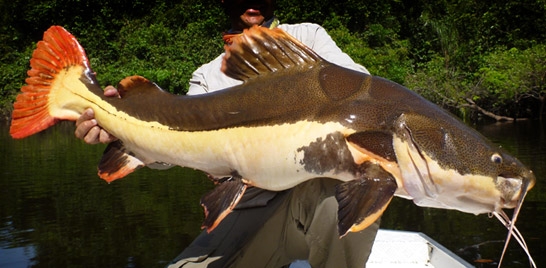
[187,23,369,95]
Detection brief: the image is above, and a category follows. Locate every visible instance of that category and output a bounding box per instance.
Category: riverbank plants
[1,0,545,121]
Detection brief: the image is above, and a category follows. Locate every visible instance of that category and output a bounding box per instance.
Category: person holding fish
[75,0,379,267]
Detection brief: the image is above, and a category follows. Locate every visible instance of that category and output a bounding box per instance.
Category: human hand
[74,86,119,144]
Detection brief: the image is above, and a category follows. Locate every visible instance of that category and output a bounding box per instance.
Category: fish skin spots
[297,132,355,175]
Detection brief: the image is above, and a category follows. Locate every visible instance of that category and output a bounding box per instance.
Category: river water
[1,120,544,267]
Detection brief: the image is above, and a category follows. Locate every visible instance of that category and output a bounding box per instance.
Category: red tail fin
[10,26,91,139]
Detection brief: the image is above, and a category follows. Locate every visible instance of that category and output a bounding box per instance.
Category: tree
[479,45,546,119]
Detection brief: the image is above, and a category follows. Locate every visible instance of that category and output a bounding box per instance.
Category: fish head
[392,112,535,215]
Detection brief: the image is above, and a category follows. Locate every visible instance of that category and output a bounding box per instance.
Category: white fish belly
[124,120,357,191]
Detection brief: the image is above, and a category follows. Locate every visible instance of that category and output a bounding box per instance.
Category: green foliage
[324,16,412,83]
[90,20,224,94]
[406,44,546,119]
[477,45,546,117]
[0,47,31,116]
[1,0,546,119]
[406,56,471,109]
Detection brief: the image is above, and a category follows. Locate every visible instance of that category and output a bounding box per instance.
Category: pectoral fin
[335,162,397,237]
[200,177,247,232]
[98,140,145,183]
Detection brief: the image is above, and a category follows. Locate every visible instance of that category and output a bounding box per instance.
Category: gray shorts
[166,178,379,268]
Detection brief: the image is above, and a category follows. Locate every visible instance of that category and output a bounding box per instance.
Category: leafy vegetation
[1,0,545,120]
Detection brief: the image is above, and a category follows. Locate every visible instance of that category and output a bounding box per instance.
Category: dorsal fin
[116,75,165,98]
[221,26,322,82]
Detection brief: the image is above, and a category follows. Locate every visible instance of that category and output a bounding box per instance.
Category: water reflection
[1,120,545,267]
[1,122,212,267]
[0,245,35,267]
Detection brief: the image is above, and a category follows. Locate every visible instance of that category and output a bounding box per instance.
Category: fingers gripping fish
[10,26,536,267]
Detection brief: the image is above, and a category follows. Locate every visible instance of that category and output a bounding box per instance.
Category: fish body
[10,26,535,265]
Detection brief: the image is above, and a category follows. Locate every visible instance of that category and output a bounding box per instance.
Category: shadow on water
[1,120,545,267]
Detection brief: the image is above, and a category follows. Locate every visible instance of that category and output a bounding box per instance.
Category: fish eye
[491,153,503,164]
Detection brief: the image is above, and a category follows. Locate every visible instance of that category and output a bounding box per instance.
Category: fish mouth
[493,177,536,268]
[493,170,536,268]
[495,173,535,209]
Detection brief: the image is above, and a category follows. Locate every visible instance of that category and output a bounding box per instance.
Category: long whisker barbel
[493,180,535,268]
[492,212,536,268]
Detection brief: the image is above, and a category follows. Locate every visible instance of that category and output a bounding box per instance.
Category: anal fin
[335,162,397,237]
[98,140,145,183]
[200,176,247,233]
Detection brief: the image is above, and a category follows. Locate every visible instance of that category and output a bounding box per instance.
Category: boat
[290,229,473,268]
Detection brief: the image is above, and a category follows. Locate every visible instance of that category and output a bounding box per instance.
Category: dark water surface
[1,120,545,267]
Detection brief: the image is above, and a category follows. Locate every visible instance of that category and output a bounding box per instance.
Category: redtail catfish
[10,26,536,267]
